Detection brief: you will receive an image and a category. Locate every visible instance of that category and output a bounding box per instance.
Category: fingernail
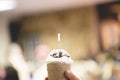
[66,70,71,76]
[66,70,70,73]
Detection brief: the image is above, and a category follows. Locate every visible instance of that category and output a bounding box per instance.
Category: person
[5,66,19,80]
[9,43,30,80]
[45,70,80,80]
[0,66,6,80]
[33,44,50,80]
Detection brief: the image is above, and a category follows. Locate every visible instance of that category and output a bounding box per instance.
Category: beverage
[46,49,73,80]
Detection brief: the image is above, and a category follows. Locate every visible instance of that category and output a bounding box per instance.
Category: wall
[0,14,10,65]
[21,6,99,60]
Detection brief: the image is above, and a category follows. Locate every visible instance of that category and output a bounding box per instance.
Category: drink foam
[46,49,73,64]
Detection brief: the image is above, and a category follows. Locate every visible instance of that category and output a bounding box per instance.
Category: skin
[45,70,80,80]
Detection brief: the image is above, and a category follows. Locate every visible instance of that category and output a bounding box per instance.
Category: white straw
[58,33,60,48]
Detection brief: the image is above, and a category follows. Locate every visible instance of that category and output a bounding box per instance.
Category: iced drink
[46,49,73,80]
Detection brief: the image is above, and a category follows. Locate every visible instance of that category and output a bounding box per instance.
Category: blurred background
[0,0,120,80]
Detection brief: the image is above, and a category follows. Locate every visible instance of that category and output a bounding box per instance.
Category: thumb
[65,70,79,80]
[45,77,48,80]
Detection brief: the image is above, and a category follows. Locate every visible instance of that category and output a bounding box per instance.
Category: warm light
[0,0,16,12]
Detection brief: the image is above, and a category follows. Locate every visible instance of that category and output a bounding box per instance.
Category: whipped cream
[46,49,73,64]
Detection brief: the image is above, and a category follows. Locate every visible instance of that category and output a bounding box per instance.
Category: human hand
[45,77,48,80]
[45,70,80,80]
[64,70,80,80]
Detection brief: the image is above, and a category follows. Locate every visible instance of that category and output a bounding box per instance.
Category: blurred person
[34,44,50,67]
[8,43,30,80]
[33,44,50,80]
[100,19,120,58]
[0,65,6,80]
[96,53,114,80]
[0,65,19,80]
[5,66,19,80]
[110,62,120,80]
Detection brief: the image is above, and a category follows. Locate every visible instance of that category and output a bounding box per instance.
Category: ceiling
[0,0,115,18]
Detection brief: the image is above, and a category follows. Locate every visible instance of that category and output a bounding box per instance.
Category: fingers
[45,77,48,80]
[65,70,80,80]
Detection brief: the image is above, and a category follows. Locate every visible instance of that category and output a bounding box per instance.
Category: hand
[45,70,80,80]
[45,77,48,80]
[64,70,80,80]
